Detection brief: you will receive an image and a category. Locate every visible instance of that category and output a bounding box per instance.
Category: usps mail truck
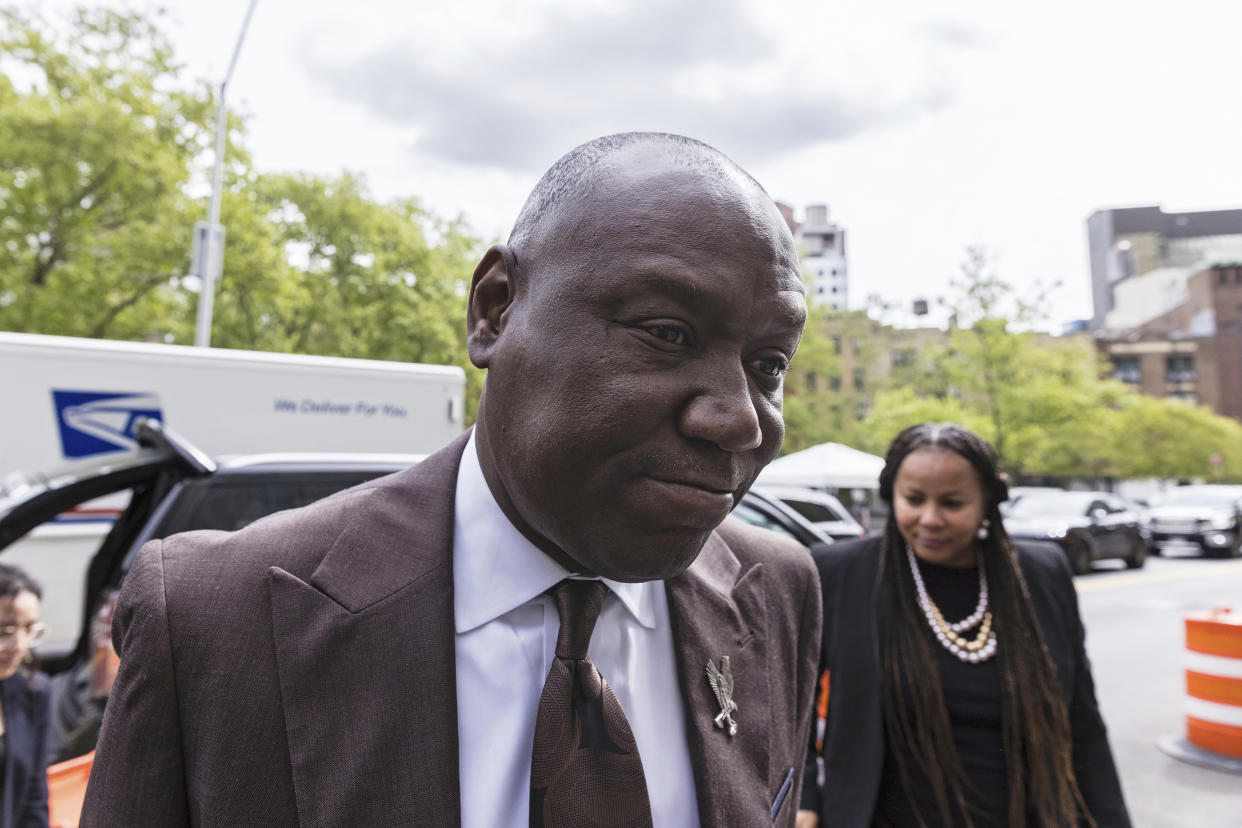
[0,332,466,645]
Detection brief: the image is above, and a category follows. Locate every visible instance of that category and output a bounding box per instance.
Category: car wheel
[1125,533,1147,569]
[1201,534,1240,559]
[1068,536,1093,575]
[1224,533,1241,559]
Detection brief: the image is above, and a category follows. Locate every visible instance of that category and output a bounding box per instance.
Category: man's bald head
[507,132,776,258]
[467,132,804,581]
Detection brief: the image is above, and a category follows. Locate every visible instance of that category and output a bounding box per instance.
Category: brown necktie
[529,580,654,828]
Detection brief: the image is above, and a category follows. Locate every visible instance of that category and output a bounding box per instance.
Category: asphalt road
[1076,553,1242,828]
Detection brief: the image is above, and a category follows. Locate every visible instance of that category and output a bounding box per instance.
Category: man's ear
[467,244,520,368]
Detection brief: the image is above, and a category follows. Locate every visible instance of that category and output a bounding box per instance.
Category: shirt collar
[452,431,656,634]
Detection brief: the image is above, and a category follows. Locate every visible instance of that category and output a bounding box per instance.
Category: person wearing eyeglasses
[0,563,50,828]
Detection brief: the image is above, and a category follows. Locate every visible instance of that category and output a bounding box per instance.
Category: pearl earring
[976,519,990,541]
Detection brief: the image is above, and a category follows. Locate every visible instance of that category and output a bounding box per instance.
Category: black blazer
[800,536,1131,827]
[0,672,50,828]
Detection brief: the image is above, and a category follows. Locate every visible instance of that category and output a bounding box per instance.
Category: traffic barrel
[1184,608,1242,759]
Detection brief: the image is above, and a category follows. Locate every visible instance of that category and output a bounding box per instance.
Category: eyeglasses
[0,622,48,650]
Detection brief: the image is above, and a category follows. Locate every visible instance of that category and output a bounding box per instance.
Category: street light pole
[193,0,260,348]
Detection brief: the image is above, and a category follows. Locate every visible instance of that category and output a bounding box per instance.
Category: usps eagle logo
[52,390,164,459]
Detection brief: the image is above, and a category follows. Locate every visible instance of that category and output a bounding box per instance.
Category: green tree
[782,302,841,453]
[232,172,485,418]
[0,6,216,340]
[855,247,1242,482]
[1,8,488,419]
[1110,394,1242,481]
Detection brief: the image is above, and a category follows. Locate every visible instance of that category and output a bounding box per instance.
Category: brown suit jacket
[81,432,821,827]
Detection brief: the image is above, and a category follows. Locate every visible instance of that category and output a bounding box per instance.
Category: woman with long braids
[796,423,1130,827]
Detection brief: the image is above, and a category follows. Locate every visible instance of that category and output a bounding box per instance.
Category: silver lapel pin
[706,655,738,736]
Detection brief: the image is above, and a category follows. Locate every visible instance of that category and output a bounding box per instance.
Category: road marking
[1074,560,1242,593]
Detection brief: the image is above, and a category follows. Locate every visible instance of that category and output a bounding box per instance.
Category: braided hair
[875,423,1090,827]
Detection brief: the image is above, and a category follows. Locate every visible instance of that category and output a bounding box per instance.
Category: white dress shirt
[454,432,700,827]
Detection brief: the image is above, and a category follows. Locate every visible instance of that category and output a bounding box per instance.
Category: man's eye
[756,356,789,378]
[646,325,691,346]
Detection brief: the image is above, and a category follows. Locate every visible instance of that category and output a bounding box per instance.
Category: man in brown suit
[82,133,821,827]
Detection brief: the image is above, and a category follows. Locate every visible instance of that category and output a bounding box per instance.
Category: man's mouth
[639,475,738,522]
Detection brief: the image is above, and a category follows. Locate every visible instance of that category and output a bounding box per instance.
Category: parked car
[0,420,428,765]
[1001,490,1147,574]
[1144,485,1242,558]
[1000,486,1065,514]
[730,488,835,552]
[0,419,831,769]
[755,486,866,541]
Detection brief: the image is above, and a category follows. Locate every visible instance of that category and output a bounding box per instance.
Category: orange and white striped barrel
[1184,608,1242,759]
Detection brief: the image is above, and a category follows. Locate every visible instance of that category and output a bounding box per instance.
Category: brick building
[1099,263,1242,422]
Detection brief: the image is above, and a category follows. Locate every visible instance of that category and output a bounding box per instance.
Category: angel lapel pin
[705,655,738,736]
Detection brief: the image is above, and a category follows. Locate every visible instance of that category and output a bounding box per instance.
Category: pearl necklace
[906,544,998,664]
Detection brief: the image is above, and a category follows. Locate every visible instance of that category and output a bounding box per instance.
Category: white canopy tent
[757,442,886,490]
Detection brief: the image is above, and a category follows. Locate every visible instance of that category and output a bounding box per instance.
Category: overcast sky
[39,0,1242,328]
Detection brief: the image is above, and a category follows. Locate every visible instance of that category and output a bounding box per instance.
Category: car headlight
[1210,514,1236,531]
[1046,525,1069,540]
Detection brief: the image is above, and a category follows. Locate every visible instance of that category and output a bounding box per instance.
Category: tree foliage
[847,247,1242,483]
[0,6,216,339]
[782,302,842,453]
[1,7,486,417]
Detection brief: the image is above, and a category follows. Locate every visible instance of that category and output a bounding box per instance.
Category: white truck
[0,332,466,645]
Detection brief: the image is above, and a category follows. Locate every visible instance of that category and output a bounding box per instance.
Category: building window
[893,349,914,369]
[831,336,842,355]
[1112,357,1141,383]
[829,375,841,391]
[1166,354,1196,383]
[1168,391,1197,404]
[853,368,865,390]
[1221,271,1229,285]
[805,372,818,390]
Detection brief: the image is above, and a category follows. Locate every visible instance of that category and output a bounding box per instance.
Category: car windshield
[1159,489,1240,508]
[1006,492,1097,517]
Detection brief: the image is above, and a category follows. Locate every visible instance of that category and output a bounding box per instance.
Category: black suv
[1,420,830,766]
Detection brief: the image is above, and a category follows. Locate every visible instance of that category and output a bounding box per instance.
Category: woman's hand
[795,809,820,828]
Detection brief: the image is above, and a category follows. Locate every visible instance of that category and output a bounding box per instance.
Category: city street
[1078,554,1242,827]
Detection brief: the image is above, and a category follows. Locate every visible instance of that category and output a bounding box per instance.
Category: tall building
[1087,205,1242,329]
[776,202,849,310]
[800,204,848,310]
[1098,262,1242,422]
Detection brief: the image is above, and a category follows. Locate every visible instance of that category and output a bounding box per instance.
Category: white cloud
[300,0,983,171]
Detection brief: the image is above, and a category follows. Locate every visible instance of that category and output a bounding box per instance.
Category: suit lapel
[666,532,772,825]
[268,433,468,828]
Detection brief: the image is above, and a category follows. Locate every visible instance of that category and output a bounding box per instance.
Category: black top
[872,558,1008,827]
[801,536,1132,828]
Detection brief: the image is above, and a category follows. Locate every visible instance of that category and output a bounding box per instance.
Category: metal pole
[194,0,260,348]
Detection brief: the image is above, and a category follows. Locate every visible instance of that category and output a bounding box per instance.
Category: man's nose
[678,364,764,452]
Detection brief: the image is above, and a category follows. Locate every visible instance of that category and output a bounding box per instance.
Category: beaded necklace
[905,543,998,663]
